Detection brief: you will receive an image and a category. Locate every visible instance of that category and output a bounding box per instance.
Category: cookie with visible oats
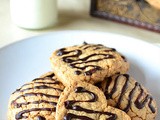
[56,81,131,120]
[50,43,129,86]
[97,74,157,120]
[8,72,64,120]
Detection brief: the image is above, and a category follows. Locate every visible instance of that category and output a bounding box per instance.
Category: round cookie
[56,81,131,120]
[8,72,64,120]
[97,74,157,120]
[50,43,129,86]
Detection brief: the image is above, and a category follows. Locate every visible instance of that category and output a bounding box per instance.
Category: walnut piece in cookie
[97,74,157,120]
[56,81,131,120]
[7,72,64,120]
[50,43,129,86]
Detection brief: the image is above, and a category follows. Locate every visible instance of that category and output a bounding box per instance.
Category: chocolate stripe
[64,87,117,120]
[64,113,93,120]
[116,74,129,108]
[14,85,63,93]
[104,74,155,113]
[134,85,155,113]
[57,46,115,76]
[81,44,103,50]
[31,81,60,85]
[11,92,59,106]
[13,100,57,108]
[43,73,55,78]
[12,80,61,94]
[15,108,55,119]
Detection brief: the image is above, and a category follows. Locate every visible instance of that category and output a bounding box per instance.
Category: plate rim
[1,30,160,50]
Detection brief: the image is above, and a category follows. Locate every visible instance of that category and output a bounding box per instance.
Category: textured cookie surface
[56,81,131,120]
[97,74,157,120]
[8,72,64,120]
[50,43,129,85]
[146,0,160,9]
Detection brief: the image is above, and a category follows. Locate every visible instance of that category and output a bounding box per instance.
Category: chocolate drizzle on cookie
[43,72,55,78]
[64,87,117,120]
[134,84,155,113]
[37,116,46,120]
[11,76,64,119]
[64,113,93,120]
[15,108,55,120]
[104,74,156,113]
[12,73,58,94]
[14,100,57,108]
[57,44,116,76]
[80,44,104,50]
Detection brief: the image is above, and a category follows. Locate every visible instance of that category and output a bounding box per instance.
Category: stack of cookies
[8,43,157,120]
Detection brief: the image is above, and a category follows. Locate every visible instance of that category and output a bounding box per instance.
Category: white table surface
[0,0,160,48]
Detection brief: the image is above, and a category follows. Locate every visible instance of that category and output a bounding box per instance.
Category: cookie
[8,72,64,120]
[97,74,157,120]
[50,43,129,86]
[56,81,131,120]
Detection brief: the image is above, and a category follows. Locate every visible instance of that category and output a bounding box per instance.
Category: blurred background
[0,0,160,48]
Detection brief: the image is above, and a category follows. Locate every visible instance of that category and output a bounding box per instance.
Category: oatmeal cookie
[56,81,131,120]
[97,74,157,120]
[50,43,129,86]
[8,72,64,120]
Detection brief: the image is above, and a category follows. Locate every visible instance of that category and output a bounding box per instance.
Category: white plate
[0,31,160,119]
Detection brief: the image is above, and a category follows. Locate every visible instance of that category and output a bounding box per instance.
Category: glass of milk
[10,0,57,29]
